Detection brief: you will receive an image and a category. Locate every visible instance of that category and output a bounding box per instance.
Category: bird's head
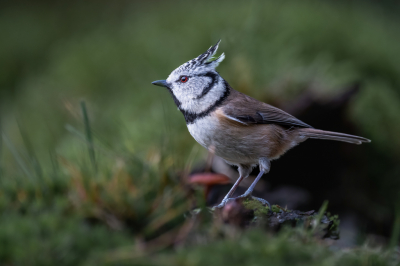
[152,40,227,115]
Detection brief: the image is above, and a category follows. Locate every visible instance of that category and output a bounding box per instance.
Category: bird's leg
[212,165,251,209]
[236,170,264,198]
[231,158,271,209]
[212,174,246,209]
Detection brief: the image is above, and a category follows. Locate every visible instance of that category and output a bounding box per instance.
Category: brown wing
[222,89,313,128]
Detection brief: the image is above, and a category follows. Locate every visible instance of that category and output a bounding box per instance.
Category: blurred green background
[1,0,400,265]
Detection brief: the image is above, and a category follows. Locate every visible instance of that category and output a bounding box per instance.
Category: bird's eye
[180,76,189,83]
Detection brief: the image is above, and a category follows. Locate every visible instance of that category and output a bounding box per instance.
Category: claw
[212,195,271,212]
[212,204,224,210]
[212,197,235,210]
[234,191,251,199]
[251,196,271,210]
[227,194,271,210]
[212,199,226,210]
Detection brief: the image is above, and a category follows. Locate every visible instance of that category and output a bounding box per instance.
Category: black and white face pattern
[166,70,224,113]
[164,41,228,121]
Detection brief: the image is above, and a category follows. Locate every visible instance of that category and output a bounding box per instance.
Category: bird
[151,40,370,209]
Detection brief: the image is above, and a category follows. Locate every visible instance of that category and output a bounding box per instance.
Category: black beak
[151,80,168,88]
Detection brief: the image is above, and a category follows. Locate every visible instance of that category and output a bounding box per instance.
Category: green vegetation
[126,229,397,266]
[0,0,400,265]
[243,198,271,216]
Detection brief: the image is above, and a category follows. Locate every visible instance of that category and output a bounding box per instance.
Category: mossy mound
[215,198,340,240]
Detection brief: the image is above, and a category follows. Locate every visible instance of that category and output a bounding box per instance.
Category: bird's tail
[298,128,371,145]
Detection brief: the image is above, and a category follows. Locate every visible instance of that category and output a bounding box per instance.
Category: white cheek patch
[190,77,211,99]
[173,78,212,101]
[167,72,226,115]
[179,78,225,114]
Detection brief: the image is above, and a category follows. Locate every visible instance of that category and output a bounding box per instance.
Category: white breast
[187,115,220,149]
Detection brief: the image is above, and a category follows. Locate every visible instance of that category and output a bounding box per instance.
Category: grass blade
[80,101,97,173]
[18,123,43,180]
[312,200,329,232]
[0,119,2,178]
[2,133,33,179]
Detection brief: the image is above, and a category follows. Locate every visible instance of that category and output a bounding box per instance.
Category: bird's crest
[175,40,225,73]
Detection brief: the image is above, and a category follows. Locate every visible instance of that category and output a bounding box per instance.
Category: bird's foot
[212,195,271,210]
[212,198,242,211]
[250,196,271,210]
[230,194,271,210]
[212,198,232,210]
[212,196,244,210]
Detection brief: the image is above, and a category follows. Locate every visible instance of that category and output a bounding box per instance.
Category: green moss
[242,198,270,217]
[241,198,285,216]
[328,214,341,232]
[271,205,281,213]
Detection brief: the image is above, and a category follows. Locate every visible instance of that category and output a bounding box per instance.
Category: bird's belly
[187,116,261,165]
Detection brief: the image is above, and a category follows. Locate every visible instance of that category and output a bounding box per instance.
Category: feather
[221,89,313,128]
[175,40,223,72]
[298,128,371,144]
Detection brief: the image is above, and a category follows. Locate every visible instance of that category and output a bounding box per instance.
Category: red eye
[180,76,189,83]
